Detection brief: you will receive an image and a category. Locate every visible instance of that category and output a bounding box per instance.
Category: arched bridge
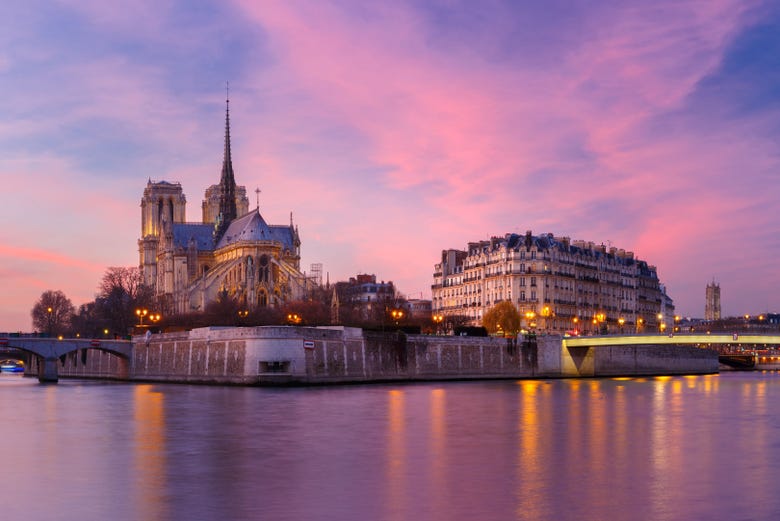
[0,337,133,383]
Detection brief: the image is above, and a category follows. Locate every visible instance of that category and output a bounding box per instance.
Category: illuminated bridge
[562,333,780,349]
[0,337,132,383]
[562,333,780,373]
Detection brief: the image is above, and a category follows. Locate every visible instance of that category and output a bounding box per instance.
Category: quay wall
[51,326,719,385]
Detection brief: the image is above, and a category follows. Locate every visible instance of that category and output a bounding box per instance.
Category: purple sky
[2,0,780,331]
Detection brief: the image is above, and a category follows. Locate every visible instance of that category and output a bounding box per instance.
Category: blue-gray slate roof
[216,210,296,251]
[172,223,215,251]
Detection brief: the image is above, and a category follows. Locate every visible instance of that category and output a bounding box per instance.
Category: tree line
[30,267,462,337]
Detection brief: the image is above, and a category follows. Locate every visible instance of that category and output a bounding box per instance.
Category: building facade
[432,231,674,334]
[330,274,396,323]
[705,281,721,321]
[138,98,311,315]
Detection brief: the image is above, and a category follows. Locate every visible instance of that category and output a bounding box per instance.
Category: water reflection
[133,385,167,520]
[3,374,780,520]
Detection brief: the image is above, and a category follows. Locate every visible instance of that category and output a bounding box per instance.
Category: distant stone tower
[705,281,721,321]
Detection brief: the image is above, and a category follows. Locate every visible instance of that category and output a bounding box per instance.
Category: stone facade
[432,231,674,334]
[46,327,719,384]
[705,281,721,321]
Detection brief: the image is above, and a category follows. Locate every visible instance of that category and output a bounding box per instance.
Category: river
[1,372,779,521]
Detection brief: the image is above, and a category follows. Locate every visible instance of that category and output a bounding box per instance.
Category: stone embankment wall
[54,326,719,385]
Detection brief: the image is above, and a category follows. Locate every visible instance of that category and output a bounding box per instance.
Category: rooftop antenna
[255,187,261,210]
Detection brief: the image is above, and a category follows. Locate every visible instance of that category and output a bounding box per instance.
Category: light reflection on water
[2,372,780,520]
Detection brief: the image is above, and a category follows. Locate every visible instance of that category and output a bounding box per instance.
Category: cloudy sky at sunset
[1,0,779,331]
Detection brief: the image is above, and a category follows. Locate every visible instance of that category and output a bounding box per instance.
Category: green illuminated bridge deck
[562,334,780,348]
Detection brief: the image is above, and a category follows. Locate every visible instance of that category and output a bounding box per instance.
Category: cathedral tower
[138,180,186,288]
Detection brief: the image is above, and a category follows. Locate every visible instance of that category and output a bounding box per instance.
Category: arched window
[259,254,269,282]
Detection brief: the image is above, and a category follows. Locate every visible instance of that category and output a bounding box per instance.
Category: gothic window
[258,290,268,307]
[259,254,269,282]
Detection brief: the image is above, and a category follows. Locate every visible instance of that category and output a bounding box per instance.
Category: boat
[0,359,24,373]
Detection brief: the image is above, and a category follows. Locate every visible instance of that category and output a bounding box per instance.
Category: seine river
[2,372,780,521]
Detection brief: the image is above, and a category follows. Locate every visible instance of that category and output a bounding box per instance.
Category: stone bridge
[0,337,133,383]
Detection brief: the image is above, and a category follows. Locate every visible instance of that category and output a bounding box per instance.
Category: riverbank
[32,326,720,385]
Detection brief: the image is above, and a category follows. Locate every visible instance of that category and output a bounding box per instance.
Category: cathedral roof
[172,223,215,250]
[215,209,296,251]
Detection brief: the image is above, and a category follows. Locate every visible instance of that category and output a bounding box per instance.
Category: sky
[1,0,780,331]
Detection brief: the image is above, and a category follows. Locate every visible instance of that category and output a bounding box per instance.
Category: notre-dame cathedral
[138,97,311,315]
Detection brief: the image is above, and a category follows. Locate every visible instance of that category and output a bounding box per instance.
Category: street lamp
[432,314,444,334]
[46,306,53,336]
[637,317,644,334]
[595,312,606,334]
[135,308,148,326]
[525,310,536,331]
[657,313,664,333]
[618,317,625,334]
[287,313,302,325]
[149,313,162,324]
[572,316,579,335]
[391,309,404,325]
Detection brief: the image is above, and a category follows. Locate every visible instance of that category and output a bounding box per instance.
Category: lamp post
[432,314,444,334]
[637,317,644,334]
[46,306,53,336]
[572,316,579,336]
[287,313,302,325]
[595,312,606,334]
[391,309,404,326]
[135,308,148,326]
[525,310,537,332]
[618,317,625,334]
[657,313,664,333]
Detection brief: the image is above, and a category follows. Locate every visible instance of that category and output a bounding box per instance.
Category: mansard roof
[215,209,296,251]
[467,231,640,267]
[172,223,215,251]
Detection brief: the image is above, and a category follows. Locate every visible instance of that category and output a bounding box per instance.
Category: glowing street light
[135,308,148,326]
[432,314,444,334]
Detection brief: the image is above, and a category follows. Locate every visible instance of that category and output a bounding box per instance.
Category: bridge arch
[0,337,133,383]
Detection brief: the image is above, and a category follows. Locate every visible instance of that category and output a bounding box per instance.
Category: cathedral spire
[215,83,238,240]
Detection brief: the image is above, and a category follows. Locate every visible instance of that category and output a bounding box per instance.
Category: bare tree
[95,267,155,336]
[31,290,75,336]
